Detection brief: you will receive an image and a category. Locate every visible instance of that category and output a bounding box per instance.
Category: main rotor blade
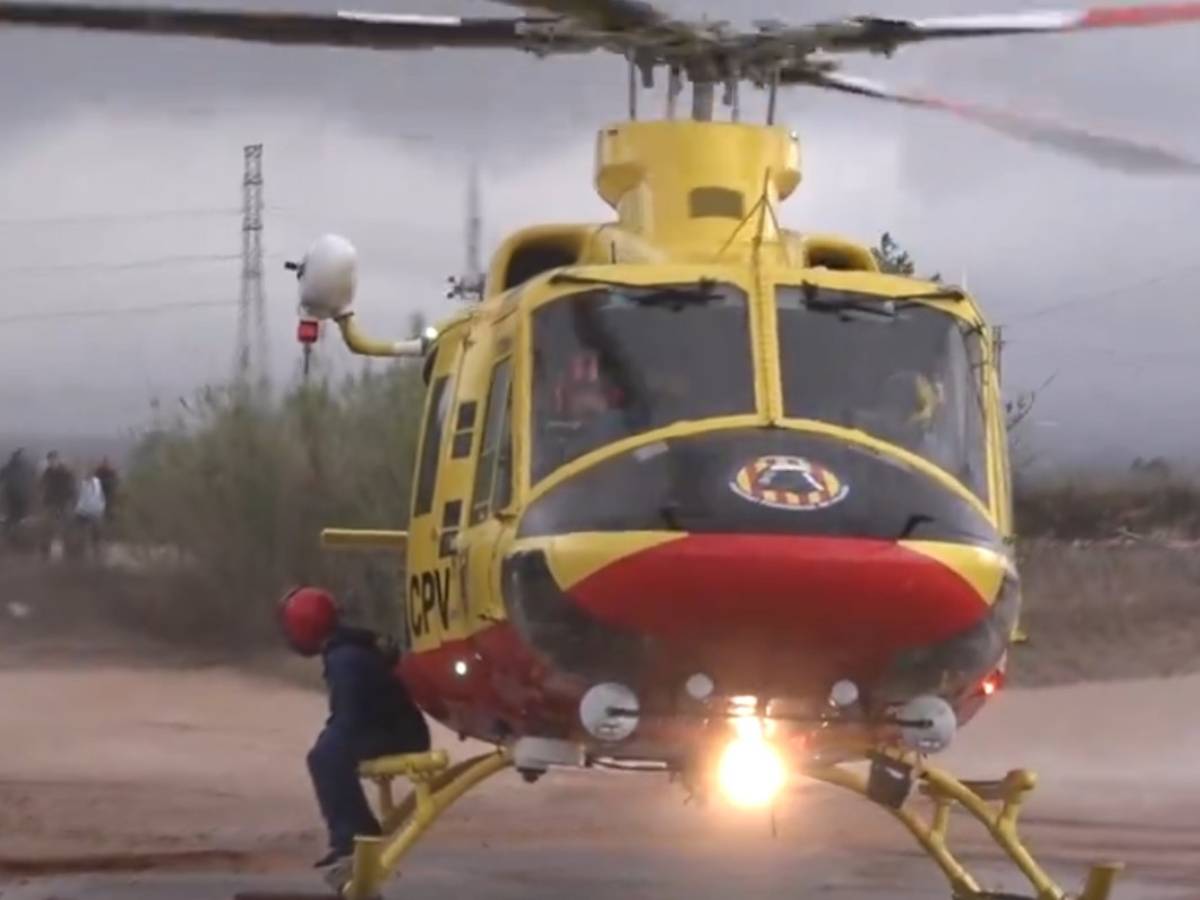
[0,1,537,50]
[792,70,1200,174]
[822,3,1200,52]
[494,0,669,30]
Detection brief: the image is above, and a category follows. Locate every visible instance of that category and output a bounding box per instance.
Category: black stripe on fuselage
[519,429,999,549]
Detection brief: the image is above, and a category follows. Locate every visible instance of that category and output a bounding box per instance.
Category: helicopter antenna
[466,161,482,290]
[448,161,485,301]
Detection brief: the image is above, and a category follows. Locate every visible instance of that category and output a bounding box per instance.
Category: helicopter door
[459,353,515,632]
[406,329,468,654]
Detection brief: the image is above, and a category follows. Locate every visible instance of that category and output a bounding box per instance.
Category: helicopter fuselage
[396,269,1015,763]
[387,121,1016,765]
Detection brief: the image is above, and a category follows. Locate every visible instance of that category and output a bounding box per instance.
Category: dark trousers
[306,726,427,854]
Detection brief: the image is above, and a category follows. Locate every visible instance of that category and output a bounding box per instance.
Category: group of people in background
[0,449,119,560]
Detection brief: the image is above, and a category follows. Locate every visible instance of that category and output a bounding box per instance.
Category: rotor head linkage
[691,79,715,122]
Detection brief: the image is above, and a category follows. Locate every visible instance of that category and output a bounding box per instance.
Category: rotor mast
[625,62,769,126]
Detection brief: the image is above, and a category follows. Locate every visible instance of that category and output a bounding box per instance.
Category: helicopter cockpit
[775,285,990,501]
[531,280,989,501]
[532,281,754,481]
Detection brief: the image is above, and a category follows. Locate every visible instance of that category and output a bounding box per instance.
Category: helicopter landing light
[717,722,787,809]
[685,672,714,701]
[829,679,859,709]
[580,682,639,742]
[896,695,957,754]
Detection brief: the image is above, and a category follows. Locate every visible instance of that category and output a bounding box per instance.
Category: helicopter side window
[775,287,989,501]
[470,357,514,525]
[531,283,753,482]
[493,398,514,513]
[451,401,478,460]
[413,370,453,518]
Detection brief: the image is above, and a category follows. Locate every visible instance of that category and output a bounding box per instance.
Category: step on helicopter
[4,1,1199,897]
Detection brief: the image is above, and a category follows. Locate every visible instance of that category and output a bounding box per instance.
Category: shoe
[319,855,355,892]
[313,848,350,869]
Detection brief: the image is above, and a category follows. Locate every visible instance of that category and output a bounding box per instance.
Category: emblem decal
[729,455,849,511]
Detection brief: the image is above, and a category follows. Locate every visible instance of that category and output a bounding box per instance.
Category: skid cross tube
[340,748,513,900]
[806,760,1121,900]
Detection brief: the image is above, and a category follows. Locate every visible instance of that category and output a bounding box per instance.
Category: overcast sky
[1,0,1199,468]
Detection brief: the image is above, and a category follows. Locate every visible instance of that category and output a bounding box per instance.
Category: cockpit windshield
[531,281,753,482]
[776,286,989,500]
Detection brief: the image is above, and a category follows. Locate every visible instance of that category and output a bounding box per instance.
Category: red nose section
[567,534,990,684]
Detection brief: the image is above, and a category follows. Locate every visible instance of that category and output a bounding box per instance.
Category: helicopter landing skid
[334,748,513,900]
[331,747,1119,900]
[806,758,1122,900]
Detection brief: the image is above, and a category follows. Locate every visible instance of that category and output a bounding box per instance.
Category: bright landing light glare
[716,720,787,809]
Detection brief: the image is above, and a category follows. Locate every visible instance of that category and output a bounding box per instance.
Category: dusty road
[2,640,1198,899]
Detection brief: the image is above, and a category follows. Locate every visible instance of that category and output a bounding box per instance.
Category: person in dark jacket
[1,449,34,533]
[279,586,431,870]
[39,451,78,559]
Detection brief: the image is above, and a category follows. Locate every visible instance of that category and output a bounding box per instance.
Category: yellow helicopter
[5,0,1200,897]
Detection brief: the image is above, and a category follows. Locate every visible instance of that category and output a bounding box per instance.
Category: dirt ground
[2,560,1200,899]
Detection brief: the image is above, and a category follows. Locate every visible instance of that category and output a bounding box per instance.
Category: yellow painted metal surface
[334,314,417,357]
[900,540,1010,604]
[593,121,800,260]
[342,749,512,900]
[320,528,408,552]
[807,759,1117,900]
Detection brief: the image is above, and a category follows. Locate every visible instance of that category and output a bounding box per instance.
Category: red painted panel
[569,534,987,656]
[1081,3,1200,29]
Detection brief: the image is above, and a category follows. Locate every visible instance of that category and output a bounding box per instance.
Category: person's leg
[88,519,100,560]
[306,728,381,860]
[9,496,27,528]
[40,510,58,558]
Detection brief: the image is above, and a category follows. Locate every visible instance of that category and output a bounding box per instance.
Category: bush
[120,365,424,645]
[1015,475,1200,540]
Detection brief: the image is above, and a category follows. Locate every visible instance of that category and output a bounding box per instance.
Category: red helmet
[279,586,338,656]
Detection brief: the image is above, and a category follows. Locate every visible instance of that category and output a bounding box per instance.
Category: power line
[0,299,236,325]
[1003,260,1200,326]
[0,252,243,277]
[0,208,240,227]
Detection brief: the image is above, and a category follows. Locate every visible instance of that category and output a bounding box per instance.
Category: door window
[471,358,514,525]
[412,368,453,518]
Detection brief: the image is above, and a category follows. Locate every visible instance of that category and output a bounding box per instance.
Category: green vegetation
[119,364,425,644]
[1015,473,1200,540]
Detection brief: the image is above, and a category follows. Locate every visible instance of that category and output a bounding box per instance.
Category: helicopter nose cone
[505,531,1012,694]
[574,534,996,643]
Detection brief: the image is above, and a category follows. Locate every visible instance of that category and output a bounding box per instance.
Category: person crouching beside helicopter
[278,586,431,871]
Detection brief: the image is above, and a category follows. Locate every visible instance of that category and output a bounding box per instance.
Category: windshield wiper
[549,273,720,305]
[799,283,898,319]
[893,287,967,302]
[798,283,966,319]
